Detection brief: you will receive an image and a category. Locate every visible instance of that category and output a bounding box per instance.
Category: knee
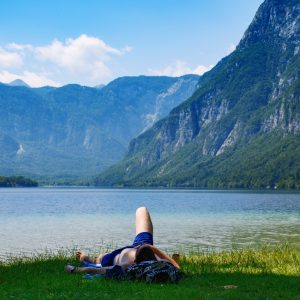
[136,206,148,216]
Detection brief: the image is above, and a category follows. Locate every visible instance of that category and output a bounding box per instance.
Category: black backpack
[126,260,181,283]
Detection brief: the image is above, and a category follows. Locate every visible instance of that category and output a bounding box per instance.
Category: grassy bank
[0,246,299,299]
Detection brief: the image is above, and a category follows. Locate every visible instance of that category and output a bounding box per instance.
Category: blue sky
[0,0,263,87]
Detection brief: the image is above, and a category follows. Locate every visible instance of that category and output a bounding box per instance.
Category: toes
[64,265,73,272]
[76,251,84,260]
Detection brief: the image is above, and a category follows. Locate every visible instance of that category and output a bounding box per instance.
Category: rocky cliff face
[0,75,199,180]
[97,0,300,188]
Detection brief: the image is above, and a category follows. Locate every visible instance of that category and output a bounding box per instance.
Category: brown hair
[135,245,157,263]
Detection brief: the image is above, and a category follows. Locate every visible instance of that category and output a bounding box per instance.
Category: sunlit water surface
[0,188,299,258]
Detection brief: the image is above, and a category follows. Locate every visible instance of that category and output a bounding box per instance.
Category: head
[135,245,157,263]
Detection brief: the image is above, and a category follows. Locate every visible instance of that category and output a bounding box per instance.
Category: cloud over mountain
[149,60,213,77]
[0,35,132,87]
[0,70,60,87]
[0,47,23,68]
[34,34,130,80]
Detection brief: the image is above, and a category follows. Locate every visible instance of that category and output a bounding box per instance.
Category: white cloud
[193,65,213,76]
[0,47,23,68]
[34,34,128,79]
[0,70,60,87]
[149,60,213,77]
[121,45,133,53]
[6,43,33,51]
[226,43,236,54]
[0,35,132,86]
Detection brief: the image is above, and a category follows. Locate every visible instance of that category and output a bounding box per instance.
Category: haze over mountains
[0,75,199,181]
[96,0,300,189]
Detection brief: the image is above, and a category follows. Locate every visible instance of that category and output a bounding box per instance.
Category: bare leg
[76,251,107,264]
[65,264,129,274]
[135,207,153,235]
[95,253,107,264]
[65,265,105,274]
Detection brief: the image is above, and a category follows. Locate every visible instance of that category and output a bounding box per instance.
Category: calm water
[0,188,299,258]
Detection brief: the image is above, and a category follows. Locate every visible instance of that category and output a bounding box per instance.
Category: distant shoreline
[3,184,300,194]
[0,175,38,188]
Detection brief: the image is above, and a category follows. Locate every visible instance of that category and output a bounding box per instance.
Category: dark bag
[126,260,181,283]
[104,265,126,280]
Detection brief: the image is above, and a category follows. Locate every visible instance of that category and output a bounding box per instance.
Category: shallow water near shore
[0,188,299,259]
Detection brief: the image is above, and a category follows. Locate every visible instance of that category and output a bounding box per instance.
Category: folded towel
[83,273,103,279]
[82,261,102,268]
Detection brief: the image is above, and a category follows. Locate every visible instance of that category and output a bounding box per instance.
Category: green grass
[0,246,299,299]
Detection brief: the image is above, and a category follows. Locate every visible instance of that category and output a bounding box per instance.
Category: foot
[76,250,87,262]
[76,250,96,263]
[172,254,180,265]
[64,265,77,273]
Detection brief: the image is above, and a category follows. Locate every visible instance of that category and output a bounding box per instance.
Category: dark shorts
[101,232,153,267]
[132,231,153,247]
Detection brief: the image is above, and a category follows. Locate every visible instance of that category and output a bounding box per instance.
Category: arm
[65,263,130,274]
[149,246,180,269]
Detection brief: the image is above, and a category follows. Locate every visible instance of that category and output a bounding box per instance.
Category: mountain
[96,0,300,189]
[8,79,30,87]
[94,84,105,90]
[0,75,199,181]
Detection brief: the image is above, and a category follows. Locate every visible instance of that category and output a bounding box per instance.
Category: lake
[0,188,299,259]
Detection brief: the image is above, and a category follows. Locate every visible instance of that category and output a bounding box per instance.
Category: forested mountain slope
[0,75,199,180]
[96,0,300,189]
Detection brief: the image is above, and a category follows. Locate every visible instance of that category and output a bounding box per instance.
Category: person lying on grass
[65,207,180,274]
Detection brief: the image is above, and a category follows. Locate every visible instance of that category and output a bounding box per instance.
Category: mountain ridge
[96,0,300,189]
[8,79,30,87]
[0,75,199,181]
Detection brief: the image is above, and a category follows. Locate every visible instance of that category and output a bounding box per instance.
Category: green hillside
[96,0,300,189]
[0,75,198,181]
